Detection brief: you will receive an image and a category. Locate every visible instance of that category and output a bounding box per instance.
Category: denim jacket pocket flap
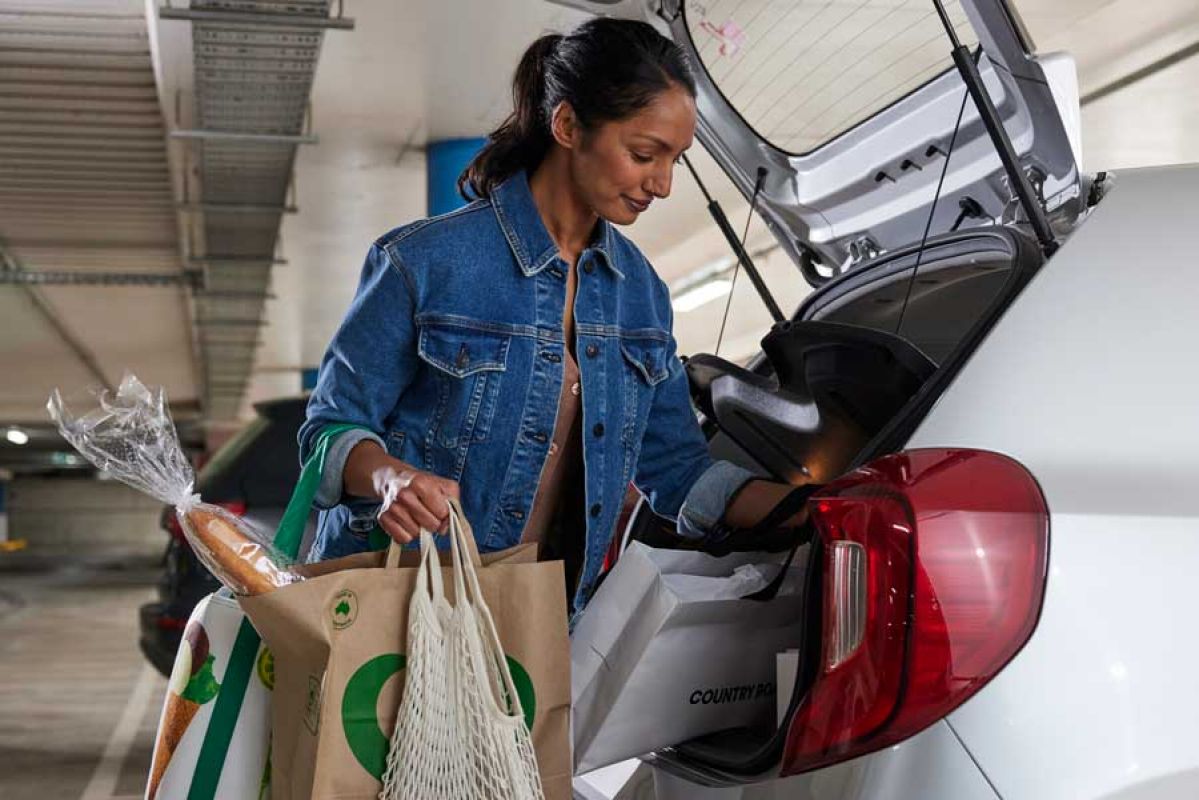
[417,323,510,378]
[619,337,670,386]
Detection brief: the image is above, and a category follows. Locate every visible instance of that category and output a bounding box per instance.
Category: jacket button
[583,261,595,274]
[585,343,599,358]
[593,422,604,437]
[590,503,602,517]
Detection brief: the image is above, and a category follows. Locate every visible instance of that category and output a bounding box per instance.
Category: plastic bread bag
[47,374,299,596]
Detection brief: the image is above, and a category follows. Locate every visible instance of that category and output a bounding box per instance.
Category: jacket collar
[491,170,623,280]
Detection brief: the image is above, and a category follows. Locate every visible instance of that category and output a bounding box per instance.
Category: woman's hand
[343,439,460,544]
[701,478,819,557]
[372,465,461,544]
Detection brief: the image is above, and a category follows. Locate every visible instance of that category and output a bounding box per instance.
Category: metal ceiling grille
[175,0,343,419]
[687,0,979,156]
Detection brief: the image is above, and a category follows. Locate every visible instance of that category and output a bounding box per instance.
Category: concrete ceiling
[1,0,1198,469]
[0,0,194,427]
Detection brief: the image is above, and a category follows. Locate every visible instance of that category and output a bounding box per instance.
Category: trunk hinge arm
[932,0,1058,255]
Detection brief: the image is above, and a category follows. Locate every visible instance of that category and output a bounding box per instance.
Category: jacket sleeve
[630,293,759,541]
[298,241,421,509]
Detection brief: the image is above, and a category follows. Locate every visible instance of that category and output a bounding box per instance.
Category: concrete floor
[0,554,167,800]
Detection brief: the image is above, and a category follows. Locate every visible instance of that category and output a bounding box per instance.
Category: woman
[300,17,810,616]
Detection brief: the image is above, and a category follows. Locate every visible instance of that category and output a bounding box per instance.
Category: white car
[558,0,1199,798]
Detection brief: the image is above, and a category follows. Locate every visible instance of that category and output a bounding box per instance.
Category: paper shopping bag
[239,506,573,800]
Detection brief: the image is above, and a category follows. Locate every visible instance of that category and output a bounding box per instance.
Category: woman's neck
[528,151,598,261]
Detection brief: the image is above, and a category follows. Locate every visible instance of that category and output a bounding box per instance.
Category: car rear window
[685,0,979,155]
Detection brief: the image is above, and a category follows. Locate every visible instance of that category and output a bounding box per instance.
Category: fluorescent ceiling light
[5,428,29,446]
[672,279,733,313]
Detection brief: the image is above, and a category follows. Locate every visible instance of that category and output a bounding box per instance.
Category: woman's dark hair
[458,17,696,200]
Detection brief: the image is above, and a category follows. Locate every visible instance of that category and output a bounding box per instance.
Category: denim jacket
[300,170,758,614]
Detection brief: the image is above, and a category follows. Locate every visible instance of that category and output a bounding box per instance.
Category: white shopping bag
[571,542,808,774]
[146,591,272,800]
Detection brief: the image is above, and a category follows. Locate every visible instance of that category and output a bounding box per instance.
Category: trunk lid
[551,0,1083,283]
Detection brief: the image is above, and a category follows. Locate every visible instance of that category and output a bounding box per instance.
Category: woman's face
[557,85,697,226]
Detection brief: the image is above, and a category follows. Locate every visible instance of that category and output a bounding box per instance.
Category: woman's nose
[645,164,673,199]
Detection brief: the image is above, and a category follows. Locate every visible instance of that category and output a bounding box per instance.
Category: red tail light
[163,500,246,544]
[782,449,1049,775]
[156,614,187,631]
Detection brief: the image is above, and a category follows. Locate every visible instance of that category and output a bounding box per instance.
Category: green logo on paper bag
[331,589,359,630]
[256,647,275,691]
[341,653,535,780]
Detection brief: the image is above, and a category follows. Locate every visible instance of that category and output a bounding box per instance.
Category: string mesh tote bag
[380,497,544,800]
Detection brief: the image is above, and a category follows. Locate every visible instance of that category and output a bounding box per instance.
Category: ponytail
[458,18,695,202]
[457,34,561,201]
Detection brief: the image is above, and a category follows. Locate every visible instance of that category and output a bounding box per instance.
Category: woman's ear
[549,101,581,150]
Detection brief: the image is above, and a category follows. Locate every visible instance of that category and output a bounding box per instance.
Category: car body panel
[549,3,1193,796]
[903,166,1199,798]
[642,167,1199,798]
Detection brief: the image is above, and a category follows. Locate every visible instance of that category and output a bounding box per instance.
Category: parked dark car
[138,395,309,677]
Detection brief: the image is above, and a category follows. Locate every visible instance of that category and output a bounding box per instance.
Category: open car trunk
[620,227,1044,784]
[550,0,1087,783]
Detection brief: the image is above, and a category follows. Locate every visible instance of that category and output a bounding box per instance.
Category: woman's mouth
[623,196,651,214]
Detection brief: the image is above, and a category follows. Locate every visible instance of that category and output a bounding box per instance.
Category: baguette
[183,506,296,595]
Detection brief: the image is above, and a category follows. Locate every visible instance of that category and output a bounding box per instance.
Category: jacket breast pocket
[619,335,670,451]
[417,322,510,450]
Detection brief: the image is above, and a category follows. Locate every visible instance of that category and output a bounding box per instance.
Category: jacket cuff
[314,428,386,510]
[676,459,762,541]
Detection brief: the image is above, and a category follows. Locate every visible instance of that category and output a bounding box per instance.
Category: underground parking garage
[3,1,1199,799]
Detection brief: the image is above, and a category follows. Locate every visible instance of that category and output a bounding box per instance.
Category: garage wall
[8,477,163,559]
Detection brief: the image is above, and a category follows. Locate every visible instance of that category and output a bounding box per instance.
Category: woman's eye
[631,152,653,164]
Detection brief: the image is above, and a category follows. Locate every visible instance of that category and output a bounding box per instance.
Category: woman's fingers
[399,480,444,533]
[433,478,461,532]
[401,475,460,533]
[376,467,463,539]
[379,504,416,544]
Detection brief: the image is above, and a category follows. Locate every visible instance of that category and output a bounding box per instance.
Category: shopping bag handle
[382,496,484,569]
[445,497,528,720]
[273,422,369,560]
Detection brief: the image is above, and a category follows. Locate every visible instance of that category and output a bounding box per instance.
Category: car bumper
[648,721,999,800]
